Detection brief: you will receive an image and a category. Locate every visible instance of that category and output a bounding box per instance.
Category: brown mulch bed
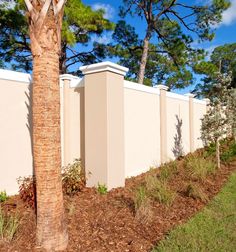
[1,158,236,252]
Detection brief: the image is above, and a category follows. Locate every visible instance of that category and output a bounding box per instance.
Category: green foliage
[113,0,230,86]
[194,43,236,97]
[185,183,208,202]
[145,175,176,207]
[62,159,85,195]
[97,183,108,195]
[0,208,20,242]
[0,191,8,203]
[221,142,236,162]
[185,155,216,181]
[134,185,148,211]
[0,0,114,73]
[152,172,236,252]
[159,161,178,181]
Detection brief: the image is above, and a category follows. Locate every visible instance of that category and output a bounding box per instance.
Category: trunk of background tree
[27,2,68,250]
[216,138,221,169]
[137,29,151,84]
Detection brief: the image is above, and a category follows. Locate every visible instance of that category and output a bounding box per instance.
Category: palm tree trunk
[138,29,151,84]
[27,2,68,250]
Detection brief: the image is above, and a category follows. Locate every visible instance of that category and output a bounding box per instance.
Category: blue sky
[83,0,236,93]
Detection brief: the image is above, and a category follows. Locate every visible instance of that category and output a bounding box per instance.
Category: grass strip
[152,171,236,252]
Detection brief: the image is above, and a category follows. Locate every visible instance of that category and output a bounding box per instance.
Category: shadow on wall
[172,114,184,159]
[74,86,85,174]
[25,84,34,176]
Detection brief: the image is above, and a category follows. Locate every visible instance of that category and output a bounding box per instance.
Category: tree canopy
[117,0,231,84]
[0,0,114,73]
[194,43,236,97]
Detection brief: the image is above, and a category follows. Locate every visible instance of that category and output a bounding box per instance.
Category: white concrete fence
[0,62,208,194]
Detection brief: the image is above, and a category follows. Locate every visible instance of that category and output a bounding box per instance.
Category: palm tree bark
[25,0,68,250]
[138,29,152,84]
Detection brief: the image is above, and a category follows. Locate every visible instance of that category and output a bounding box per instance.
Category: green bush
[146,175,176,206]
[221,142,236,162]
[97,183,108,195]
[0,191,8,203]
[185,155,216,181]
[62,159,85,195]
[0,208,20,241]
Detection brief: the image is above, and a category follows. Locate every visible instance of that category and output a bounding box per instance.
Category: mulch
[0,158,235,252]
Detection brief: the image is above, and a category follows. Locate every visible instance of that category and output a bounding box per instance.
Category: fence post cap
[184,93,195,98]
[156,84,169,91]
[80,61,129,76]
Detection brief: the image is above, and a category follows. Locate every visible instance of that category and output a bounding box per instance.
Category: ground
[0,149,236,252]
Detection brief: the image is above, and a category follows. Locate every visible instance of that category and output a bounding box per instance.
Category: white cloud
[92,3,115,19]
[91,32,113,44]
[221,0,236,26]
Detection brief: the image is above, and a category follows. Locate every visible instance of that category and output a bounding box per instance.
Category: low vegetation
[0,191,8,203]
[153,172,236,252]
[0,208,20,242]
[97,183,108,195]
[18,159,86,208]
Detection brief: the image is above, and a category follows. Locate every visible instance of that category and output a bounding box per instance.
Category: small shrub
[17,176,36,209]
[185,183,208,202]
[62,159,85,195]
[0,208,20,241]
[146,175,176,207]
[203,143,216,158]
[221,142,236,162]
[97,183,108,195]
[185,155,216,181]
[0,191,8,203]
[159,161,178,181]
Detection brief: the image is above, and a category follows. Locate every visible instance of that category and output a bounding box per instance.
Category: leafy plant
[97,183,108,195]
[146,175,176,207]
[185,183,208,202]
[185,155,216,181]
[0,191,8,203]
[0,208,20,241]
[17,176,36,209]
[62,159,85,195]
[221,142,236,162]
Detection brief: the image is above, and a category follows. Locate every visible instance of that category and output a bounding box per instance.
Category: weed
[185,183,208,202]
[97,183,108,195]
[185,155,216,181]
[146,175,176,207]
[62,159,85,195]
[0,191,8,203]
[0,208,20,241]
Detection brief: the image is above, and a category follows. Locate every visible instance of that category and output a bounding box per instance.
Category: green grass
[152,171,236,252]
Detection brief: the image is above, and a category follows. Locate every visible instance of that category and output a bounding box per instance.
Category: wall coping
[60,74,84,88]
[80,61,129,76]
[124,80,160,95]
[0,69,31,84]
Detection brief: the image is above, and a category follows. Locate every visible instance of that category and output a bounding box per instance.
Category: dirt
[1,158,235,252]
